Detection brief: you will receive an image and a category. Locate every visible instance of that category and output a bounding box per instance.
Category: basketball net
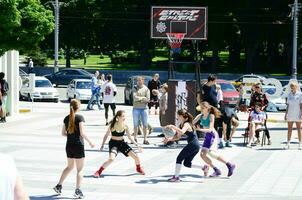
[166,33,185,49]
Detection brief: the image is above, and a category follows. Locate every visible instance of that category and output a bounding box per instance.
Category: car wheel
[54,99,59,103]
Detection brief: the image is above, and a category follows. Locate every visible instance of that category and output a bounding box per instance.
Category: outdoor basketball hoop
[166,33,185,49]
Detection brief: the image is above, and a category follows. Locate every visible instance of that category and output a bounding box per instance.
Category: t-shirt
[250,110,266,123]
[101,81,117,104]
[202,84,218,107]
[63,114,85,145]
[0,153,17,200]
[148,79,161,98]
[133,85,150,109]
[286,91,302,121]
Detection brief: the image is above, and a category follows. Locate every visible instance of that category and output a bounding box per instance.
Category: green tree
[0,0,54,56]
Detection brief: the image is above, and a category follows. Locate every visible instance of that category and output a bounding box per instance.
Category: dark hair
[254,102,262,108]
[177,109,194,129]
[107,74,112,81]
[67,99,81,134]
[200,101,221,118]
[109,110,125,129]
[207,74,216,82]
[0,72,5,79]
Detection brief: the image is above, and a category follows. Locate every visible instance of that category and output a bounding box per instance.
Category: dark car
[124,75,153,105]
[44,68,93,86]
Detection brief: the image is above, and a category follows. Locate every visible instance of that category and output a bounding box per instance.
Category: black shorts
[104,103,116,110]
[109,139,132,157]
[66,144,85,158]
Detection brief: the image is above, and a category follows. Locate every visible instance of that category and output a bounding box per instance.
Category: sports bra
[111,129,125,137]
[200,114,211,128]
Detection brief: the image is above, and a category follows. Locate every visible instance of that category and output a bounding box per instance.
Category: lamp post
[291,0,301,79]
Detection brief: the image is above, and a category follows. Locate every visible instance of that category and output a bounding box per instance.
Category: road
[2,101,302,199]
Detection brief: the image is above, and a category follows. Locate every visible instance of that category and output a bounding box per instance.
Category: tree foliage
[0,0,54,56]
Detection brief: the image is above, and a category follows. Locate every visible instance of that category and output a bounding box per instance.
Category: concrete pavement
[1,102,302,200]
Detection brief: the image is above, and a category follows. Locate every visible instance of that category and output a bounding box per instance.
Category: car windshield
[220,83,236,92]
[76,81,91,89]
[35,80,52,87]
[80,70,92,76]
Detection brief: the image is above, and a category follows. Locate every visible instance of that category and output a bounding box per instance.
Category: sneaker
[93,170,100,178]
[283,144,290,150]
[202,165,209,177]
[267,139,272,145]
[299,144,302,150]
[218,141,224,149]
[74,188,85,199]
[168,176,180,182]
[227,164,236,177]
[225,141,232,148]
[210,169,222,177]
[136,167,145,175]
[53,184,62,194]
[246,143,252,148]
[143,140,150,145]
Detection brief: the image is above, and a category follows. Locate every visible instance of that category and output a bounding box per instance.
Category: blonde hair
[67,99,81,134]
[290,81,299,89]
[200,101,221,118]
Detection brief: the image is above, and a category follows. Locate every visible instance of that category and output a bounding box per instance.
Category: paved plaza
[1,101,302,200]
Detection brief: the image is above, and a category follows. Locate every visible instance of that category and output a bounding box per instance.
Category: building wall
[0,51,19,116]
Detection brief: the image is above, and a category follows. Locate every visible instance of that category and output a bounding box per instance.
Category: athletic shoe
[168,176,180,182]
[143,140,150,145]
[267,139,272,145]
[299,144,302,150]
[225,141,232,148]
[53,184,62,194]
[283,144,290,150]
[210,169,222,177]
[227,164,236,177]
[202,165,209,177]
[74,188,85,199]
[136,167,145,175]
[218,141,224,149]
[246,144,252,148]
[93,170,101,178]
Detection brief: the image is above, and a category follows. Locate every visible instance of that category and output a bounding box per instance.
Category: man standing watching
[87,71,101,110]
[28,58,34,74]
[0,72,9,123]
[198,74,218,108]
[102,74,117,125]
[133,76,150,145]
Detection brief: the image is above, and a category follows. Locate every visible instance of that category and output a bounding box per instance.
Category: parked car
[232,74,267,87]
[44,68,93,86]
[20,76,59,102]
[216,79,240,106]
[124,75,153,105]
[66,79,92,102]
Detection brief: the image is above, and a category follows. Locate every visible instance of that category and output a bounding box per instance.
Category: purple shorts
[202,132,215,150]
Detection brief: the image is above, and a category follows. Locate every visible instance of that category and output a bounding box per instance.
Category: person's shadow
[30,194,74,200]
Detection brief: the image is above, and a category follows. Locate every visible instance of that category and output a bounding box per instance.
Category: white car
[66,79,92,102]
[20,76,59,102]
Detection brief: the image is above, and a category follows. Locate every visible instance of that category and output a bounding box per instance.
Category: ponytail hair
[67,99,81,134]
[177,109,194,129]
[109,110,125,130]
[200,101,221,118]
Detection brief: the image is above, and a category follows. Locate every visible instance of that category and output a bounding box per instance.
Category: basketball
[162,127,175,137]
[152,89,159,96]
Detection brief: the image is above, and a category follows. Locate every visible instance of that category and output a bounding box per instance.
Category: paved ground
[1,102,302,200]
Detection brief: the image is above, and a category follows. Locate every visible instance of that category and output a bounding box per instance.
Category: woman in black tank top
[94,110,145,178]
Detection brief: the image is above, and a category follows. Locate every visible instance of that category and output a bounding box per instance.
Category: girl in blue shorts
[194,101,236,177]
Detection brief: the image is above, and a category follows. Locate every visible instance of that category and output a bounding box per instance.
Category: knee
[65,165,74,171]
[200,151,207,159]
[176,156,183,164]
[108,158,115,163]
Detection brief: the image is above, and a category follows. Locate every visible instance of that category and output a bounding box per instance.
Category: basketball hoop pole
[194,40,202,93]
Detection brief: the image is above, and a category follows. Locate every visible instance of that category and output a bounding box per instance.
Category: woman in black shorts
[94,110,145,177]
[53,99,94,199]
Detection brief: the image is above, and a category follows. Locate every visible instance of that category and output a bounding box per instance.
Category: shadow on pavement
[30,194,74,200]
[84,173,138,179]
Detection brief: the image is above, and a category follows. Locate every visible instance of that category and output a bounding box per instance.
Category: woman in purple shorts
[194,101,236,177]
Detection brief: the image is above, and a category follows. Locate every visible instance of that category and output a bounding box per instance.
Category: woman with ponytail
[54,99,94,199]
[165,110,208,182]
[94,110,145,177]
[194,101,236,178]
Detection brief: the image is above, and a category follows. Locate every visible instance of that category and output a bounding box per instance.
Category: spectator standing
[159,83,168,127]
[133,76,150,144]
[87,71,101,110]
[147,73,161,115]
[0,153,29,200]
[28,58,34,74]
[216,84,223,107]
[0,72,9,123]
[284,82,302,150]
[101,74,117,125]
[198,75,218,108]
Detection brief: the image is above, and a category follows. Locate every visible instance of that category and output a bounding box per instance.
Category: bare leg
[287,122,293,144]
[143,127,149,141]
[75,158,84,189]
[248,123,255,145]
[101,152,117,169]
[296,122,302,143]
[58,158,74,185]
[128,151,140,165]
[200,150,215,168]
[133,127,138,141]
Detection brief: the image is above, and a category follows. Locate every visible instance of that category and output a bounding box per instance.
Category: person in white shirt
[216,84,223,107]
[101,74,117,125]
[0,153,29,200]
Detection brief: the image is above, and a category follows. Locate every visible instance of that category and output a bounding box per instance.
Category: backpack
[1,81,9,95]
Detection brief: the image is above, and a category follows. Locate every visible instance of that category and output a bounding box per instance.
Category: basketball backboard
[151,6,207,40]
